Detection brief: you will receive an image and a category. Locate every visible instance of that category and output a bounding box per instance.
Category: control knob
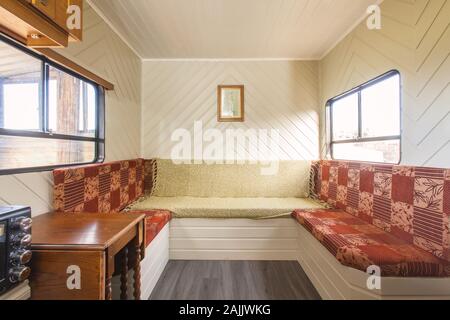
[11,217,32,232]
[10,250,32,265]
[9,266,31,283]
[10,234,32,247]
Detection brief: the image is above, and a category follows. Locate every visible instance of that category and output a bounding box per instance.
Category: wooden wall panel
[1,0,447,220]
[141,60,320,161]
[320,0,450,168]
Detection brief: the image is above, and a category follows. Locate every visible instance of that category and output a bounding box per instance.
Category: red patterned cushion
[128,210,172,247]
[53,160,170,248]
[292,209,450,277]
[53,159,145,213]
[315,161,450,262]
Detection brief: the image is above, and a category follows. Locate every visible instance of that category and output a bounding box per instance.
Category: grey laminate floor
[149,260,321,300]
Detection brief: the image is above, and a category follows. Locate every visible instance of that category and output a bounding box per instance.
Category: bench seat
[129,196,323,219]
[128,210,172,247]
[292,209,450,277]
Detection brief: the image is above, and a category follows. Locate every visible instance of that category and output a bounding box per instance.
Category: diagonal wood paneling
[320,0,450,168]
[141,60,320,161]
[1,0,448,219]
[0,1,142,217]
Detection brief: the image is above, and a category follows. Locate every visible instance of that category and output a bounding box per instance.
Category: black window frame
[326,70,402,165]
[0,33,105,176]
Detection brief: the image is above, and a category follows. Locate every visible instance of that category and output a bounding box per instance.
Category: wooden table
[30,212,146,300]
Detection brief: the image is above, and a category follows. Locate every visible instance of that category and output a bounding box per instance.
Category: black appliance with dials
[0,206,32,295]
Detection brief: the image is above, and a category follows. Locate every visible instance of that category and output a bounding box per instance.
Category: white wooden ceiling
[89,0,377,60]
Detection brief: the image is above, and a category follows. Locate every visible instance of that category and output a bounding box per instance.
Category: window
[326,70,401,164]
[0,35,105,174]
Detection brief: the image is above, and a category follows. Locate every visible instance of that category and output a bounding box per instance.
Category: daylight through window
[0,35,105,174]
[326,71,401,164]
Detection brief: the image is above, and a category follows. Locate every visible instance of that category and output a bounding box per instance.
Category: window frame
[326,70,402,165]
[0,34,105,176]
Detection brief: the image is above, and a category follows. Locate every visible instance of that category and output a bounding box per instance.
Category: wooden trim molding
[37,48,114,90]
[0,28,114,90]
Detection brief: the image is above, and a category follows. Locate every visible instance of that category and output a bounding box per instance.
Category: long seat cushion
[128,210,172,247]
[129,196,324,219]
[293,209,450,277]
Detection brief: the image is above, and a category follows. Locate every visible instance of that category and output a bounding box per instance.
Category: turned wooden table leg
[120,247,129,300]
[133,241,141,300]
[105,276,112,300]
[105,252,114,301]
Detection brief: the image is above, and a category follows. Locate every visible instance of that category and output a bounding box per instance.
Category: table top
[31,212,146,251]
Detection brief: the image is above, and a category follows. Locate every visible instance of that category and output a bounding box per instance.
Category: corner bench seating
[51,158,320,298]
[299,160,450,278]
[51,158,450,299]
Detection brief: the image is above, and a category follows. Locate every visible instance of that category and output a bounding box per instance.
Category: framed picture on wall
[217,85,244,122]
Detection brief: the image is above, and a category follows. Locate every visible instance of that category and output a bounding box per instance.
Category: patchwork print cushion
[128,210,172,247]
[53,159,145,213]
[316,161,450,262]
[292,209,450,277]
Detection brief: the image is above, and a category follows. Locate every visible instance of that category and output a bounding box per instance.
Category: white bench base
[170,218,299,261]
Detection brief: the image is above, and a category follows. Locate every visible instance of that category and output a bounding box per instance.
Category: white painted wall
[141,60,320,161]
[319,0,450,167]
[0,2,142,217]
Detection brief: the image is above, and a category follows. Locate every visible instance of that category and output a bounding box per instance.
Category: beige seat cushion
[129,196,324,219]
[151,159,311,198]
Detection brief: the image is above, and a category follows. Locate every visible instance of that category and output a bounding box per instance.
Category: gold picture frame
[217,85,244,122]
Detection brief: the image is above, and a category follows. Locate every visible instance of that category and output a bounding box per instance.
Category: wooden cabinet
[0,0,83,48]
[31,251,105,300]
[30,0,82,42]
[29,0,56,20]
[30,213,146,300]
[54,0,68,30]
